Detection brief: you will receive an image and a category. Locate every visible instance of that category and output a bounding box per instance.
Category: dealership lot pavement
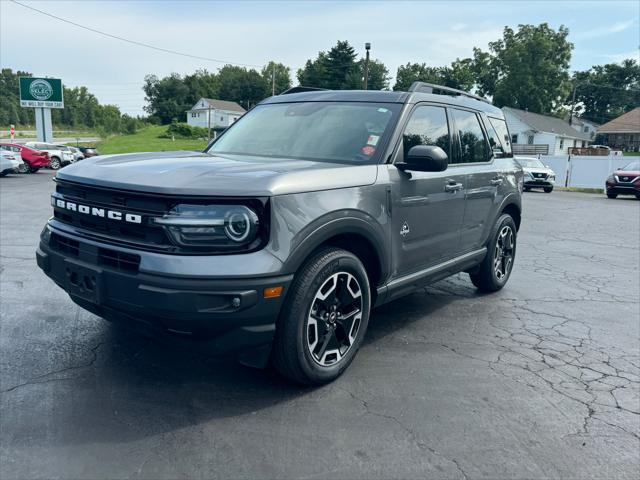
[1,171,638,479]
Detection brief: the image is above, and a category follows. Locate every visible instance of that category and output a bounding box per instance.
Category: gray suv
[36,83,523,384]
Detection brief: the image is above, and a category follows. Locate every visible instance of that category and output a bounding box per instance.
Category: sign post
[19,77,64,142]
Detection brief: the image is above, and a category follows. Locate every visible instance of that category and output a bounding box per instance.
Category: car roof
[261,89,504,117]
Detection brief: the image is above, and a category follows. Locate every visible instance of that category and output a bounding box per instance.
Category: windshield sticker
[367,135,380,146]
[361,145,376,156]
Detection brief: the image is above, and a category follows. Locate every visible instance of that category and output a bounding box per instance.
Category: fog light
[264,286,283,298]
[231,297,241,308]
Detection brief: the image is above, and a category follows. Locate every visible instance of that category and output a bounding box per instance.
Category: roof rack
[280,86,330,95]
[408,82,491,104]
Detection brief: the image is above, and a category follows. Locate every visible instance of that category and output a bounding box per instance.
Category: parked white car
[56,145,84,162]
[0,150,22,176]
[515,156,557,193]
[25,142,74,170]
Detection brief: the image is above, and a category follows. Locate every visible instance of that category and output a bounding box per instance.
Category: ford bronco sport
[37,83,523,385]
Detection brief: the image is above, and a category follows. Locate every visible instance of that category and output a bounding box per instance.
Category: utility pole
[569,84,577,125]
[207,106,211,141]
[272,63,276,96]
[364,42,371,90]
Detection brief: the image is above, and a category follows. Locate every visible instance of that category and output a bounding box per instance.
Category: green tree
[473,23,573,114]
[143,73,192,124]
[0,68,34,125]
[298,41,389,90]
[262,61,292,95]
[217,65,268,109]
[183,69,220,106]
[572,59,640,124]
[393,59,473,92]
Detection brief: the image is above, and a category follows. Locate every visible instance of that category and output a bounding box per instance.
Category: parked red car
[0,143,50,173]
[605,161,640,199]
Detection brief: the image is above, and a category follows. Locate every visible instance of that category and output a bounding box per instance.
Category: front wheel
[30,167,40,173]
[18,162,30,174]
[607,193,617,199]
[49,156,61,170]
[544,187,553,193]
[469,214,517,292]
[272,248,371,385]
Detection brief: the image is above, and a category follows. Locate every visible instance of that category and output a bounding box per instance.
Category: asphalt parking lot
[1,171,638,479]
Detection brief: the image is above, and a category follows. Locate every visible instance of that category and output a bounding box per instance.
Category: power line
[10,0,264,68]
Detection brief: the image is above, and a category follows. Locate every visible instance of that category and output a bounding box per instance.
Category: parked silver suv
[37,83,523,384]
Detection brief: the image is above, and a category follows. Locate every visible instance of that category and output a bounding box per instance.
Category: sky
[1,0,639,116]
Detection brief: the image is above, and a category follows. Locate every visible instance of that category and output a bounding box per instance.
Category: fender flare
[281,210,389,283]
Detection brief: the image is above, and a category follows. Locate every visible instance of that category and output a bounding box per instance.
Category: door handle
[444,180,463,193]
[490,177,503,186]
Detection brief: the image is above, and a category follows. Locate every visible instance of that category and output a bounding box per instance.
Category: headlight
[154,204,261,250]
[524,171,533,179]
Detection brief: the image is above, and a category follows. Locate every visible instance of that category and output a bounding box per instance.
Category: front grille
[50,232,79,256]
[532,172,548,179]
[52,179,269,255]
[616,175,637,183]
[50,232,140,273]
[98,248,141,272]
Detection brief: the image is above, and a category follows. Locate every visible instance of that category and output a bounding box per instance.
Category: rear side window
[401,106,450,161]
[488,117,513,156]
[451,109,489,163]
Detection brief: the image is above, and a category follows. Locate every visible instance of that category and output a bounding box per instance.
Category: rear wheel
[470,214,517,292]
[272,247,371,385]
[607,193,617,199]
[544,186,553,193]
[30,167,40,173]
[49,156,61,170]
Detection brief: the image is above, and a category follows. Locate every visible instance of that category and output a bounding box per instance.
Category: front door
[389,105,467,278]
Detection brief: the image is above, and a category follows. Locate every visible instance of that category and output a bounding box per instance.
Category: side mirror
[397,145,448,172]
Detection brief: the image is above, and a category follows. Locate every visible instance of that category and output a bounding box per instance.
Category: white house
[503,107,592,155]
[568,116,599,140]
[186,98,246,129]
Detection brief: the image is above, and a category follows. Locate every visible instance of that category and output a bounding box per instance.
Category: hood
[614,170,640,177]
[55,151,378,196]
[522,166,555,175]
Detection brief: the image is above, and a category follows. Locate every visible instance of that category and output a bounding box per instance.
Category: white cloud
[574,18,637,40]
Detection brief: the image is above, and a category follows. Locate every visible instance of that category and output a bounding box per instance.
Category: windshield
[621,161,640,171]
[516,157,545,168]
[207,102,400,164]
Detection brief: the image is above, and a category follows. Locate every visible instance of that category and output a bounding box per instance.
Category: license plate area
[64,259,103,304]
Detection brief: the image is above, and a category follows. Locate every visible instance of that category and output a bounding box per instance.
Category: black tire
[18,161,30,174]
[523,187,531,192]
[544,187,553,193]
[272,247,371,385]
[49,156,61,170]
[30,167,40,173]
[0,172,7,177]
[469,213,517,292]
[607,193,617,199]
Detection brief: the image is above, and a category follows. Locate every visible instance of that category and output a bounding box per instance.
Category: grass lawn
[95,125,208,154]
[623,151,640,156]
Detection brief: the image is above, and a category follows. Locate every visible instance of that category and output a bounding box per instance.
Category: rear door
[389,104,467,277]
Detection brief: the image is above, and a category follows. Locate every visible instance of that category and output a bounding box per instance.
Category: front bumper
[524,178,554,188]
[606,183,640,196]
[36,224,293,364]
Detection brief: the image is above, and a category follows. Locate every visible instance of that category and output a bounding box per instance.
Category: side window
[401,106,450,162]
[484,120,505,158]
[451,109,489,163]
[488,118,512,156]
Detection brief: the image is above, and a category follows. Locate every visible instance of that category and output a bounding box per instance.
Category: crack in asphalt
[1,341,106,394]
[336,386,470,479]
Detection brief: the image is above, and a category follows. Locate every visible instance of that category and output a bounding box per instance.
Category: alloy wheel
[494,225,514,281]
[306,272,363,367]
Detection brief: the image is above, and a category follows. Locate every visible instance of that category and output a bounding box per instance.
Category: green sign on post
[19,77,64,108]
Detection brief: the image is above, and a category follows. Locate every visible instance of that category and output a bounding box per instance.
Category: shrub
[160,121,208,139]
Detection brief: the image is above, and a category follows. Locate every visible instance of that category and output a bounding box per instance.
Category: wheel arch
[499,194,522,231]
[281,214,389,291]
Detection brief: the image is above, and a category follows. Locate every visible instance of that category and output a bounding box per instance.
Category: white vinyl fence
[536,155,633,189]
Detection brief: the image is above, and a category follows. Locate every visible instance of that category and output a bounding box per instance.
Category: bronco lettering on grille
[52,196,142,224]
